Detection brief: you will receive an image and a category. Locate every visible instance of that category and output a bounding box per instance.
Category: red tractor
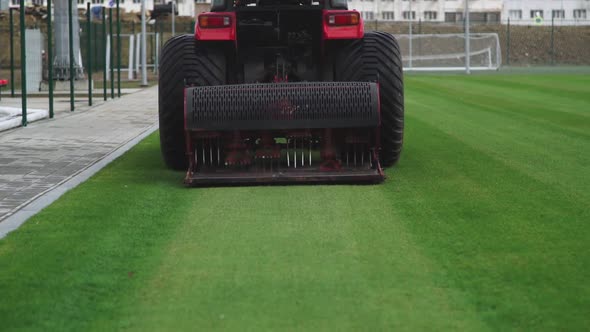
[158,0,403,185]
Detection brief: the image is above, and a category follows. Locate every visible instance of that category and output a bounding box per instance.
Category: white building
[9,0,195,17]
[347,0,590,25]
[348,0,503,23]
[81,0,195,17]
[503,0,590,25]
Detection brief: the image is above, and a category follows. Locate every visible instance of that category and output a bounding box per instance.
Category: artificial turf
[0,73,589,331]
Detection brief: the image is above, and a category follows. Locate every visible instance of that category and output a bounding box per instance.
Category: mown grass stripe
[113,185,488,331]
[406,76,590,204]
[389,113,589,330]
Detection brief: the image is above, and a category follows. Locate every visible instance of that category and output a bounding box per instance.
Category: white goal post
[395,33,502,71]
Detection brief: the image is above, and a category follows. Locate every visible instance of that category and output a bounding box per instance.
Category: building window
[509,10,522,20]
[423,11,437,20]
[11,0,19,5]
[133,0,141,3]
[552,10,565,19]
[382,11,394,20]
[444,12,462,22]
[402,11,415,20]
[574,9,587,19]
[530,10,543,19]
[362,11,374,20]
[491,12,500,22]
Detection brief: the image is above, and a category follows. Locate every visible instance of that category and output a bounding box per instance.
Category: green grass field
[0,74,589,331]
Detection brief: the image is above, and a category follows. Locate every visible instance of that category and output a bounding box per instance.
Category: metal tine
[209,138,213,166]
[301,140,304,166]
[361,144,364,166]
[294,139,297,169]
[217,137,220,166]
[202,140,206,166]
[353,144,357,166]
[309,139,312,166]
[287,138,290,167]
[346,147,349,166]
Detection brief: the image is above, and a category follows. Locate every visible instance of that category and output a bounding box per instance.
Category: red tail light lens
[326,12,360,26]
[199,15,231,28]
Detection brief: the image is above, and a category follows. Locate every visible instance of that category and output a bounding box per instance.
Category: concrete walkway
[0,89,144,131]
[0,86,158,228]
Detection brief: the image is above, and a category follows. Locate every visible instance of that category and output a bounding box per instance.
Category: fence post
[151,24,155,73]
[159,20,163,50]
[418,18,422,34]
[506,18,510,66]
[9,8,15,97]
[418,18,422,58]
[550,16,555,66]
[141,0,148,87]
[154,19,159,74]
[68,0,75,111]
[103,7,107,101]
[155,32,159,74]
[408,4,413,69]
[171,0,175,36]
[109,8,114,99]
[19,0,27,126]
[87,2,92,106]
[48,0,54,118]
[465,0,471,75]
[117,0,121,98]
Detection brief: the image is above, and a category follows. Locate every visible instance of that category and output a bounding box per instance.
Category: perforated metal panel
[185,82,379,131]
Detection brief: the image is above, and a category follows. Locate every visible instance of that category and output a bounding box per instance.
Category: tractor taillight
[326,12,360,26]
[199,15,231,28]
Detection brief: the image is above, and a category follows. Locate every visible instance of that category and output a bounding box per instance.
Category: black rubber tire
[158,34,226,170]
[335,31,404,167]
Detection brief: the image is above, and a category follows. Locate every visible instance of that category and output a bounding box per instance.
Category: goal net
[395,33,502,71]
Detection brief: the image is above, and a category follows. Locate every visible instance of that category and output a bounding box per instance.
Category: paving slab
[0,86,159,231]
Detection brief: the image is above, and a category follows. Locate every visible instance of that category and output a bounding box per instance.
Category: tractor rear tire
[158,34,226,170]
[335,31,404,167]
